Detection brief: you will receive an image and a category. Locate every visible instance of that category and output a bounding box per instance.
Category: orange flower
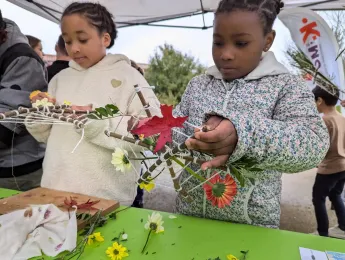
[29,90,41,100]
[203,173,237,208]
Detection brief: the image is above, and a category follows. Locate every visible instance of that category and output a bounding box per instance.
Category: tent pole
[199,0,207,29]
[24,0,60,22]
[301,0,339,8]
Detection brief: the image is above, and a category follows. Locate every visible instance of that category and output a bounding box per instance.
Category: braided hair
[62,2,117,49]
[216,0,284,34]
[0,10,7,44]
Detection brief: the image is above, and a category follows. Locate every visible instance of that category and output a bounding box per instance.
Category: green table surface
[1,188,345,260]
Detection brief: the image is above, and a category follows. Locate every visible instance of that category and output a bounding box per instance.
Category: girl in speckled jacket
[173,0,329,228]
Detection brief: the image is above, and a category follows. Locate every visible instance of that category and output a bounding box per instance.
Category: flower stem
[171,156,206,182]
[128,157,159,160]
[141,230,152,254]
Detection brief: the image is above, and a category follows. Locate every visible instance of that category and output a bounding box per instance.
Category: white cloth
[0,204,77,260]
[25,54,161,204]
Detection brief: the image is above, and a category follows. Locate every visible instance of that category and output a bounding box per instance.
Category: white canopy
[6,0,345,29]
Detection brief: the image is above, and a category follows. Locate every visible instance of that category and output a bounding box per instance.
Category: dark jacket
[47,60,69,83]
[0,18,47,176]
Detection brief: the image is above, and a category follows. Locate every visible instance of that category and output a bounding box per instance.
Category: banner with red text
[279,8,345,97]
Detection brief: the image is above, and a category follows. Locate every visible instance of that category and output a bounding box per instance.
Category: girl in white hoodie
[26,2,159,204]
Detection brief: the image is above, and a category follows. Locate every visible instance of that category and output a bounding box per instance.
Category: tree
[145,44,206,105]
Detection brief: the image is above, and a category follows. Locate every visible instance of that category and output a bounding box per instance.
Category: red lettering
[300,19,320,43]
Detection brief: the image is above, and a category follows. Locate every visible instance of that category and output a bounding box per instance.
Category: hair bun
[276,0,284,14]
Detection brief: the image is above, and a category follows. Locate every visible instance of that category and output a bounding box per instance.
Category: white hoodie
[26,54,160,204]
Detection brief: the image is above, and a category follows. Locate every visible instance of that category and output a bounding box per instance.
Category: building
[43,54,56,66]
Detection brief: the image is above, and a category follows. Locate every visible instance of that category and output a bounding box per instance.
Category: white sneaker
[329,226,345,239]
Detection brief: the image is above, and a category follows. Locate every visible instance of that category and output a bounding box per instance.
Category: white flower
[111,148,131,173]
[144,212,164,234]
[168,215,177,219]
[32,98,54,108]
[121,233,128,240]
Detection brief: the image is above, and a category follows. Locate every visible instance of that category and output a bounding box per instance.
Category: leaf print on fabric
[44,209,51,219]
[55,243,63,251]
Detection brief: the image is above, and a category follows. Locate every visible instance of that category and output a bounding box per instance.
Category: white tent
[6,0,345,29]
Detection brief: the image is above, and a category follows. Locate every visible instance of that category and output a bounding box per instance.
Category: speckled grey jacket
[173,52,329,228]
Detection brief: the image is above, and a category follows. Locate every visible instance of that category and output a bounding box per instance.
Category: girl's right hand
[30,92,56,104]
[341,100,345,107]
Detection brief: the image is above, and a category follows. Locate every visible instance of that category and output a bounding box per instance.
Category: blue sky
[0,0,294,67]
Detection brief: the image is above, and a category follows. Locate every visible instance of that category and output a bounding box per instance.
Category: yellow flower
[144,212,164,234]
[139,177,155,192]
[32,98,54,108]
[29,90,41,100]
[106,242,129,260]
[138,134,145,140]
[227,255,239,260]
[64,100,72,106]
[111,148,131,173]
[87,232,104,245]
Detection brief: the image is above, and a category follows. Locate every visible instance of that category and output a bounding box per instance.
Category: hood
[69,53,131,71]
[206,51,289,80]
[0,18,29,58]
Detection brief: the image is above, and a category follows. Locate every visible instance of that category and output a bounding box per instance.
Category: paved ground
[143,167,340,234]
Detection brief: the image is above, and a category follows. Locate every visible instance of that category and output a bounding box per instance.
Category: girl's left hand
[185,116,238,170]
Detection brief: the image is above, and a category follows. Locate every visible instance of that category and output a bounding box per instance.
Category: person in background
[26,35,44,59]
[0,10,47,190]
[313,86,345,239]
[47,35,70,82]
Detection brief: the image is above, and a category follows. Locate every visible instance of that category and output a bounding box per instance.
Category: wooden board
[0,187,119,230]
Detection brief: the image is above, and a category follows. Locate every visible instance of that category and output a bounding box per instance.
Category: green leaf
[87,114,100,120]
[249,168,263,172]
[105,104,119,114]
[95,107,109,117]
[171,156,206,182]
[142,137,155,145]
[248,178,255,186]
[230,166,245,187]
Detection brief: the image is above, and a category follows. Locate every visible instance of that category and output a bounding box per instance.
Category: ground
[143,168,338,233]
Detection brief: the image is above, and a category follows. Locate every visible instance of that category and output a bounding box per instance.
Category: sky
[0,0,295,68]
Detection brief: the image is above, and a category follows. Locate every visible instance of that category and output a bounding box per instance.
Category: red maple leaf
[131,105,188,153]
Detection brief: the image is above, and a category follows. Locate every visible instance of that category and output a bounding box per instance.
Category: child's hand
[185,116,238,170]
[31,92,56,104]
[127,116,148,132]
[127,116,139,132]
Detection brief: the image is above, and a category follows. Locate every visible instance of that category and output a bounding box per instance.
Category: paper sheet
[299,247,328,260]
